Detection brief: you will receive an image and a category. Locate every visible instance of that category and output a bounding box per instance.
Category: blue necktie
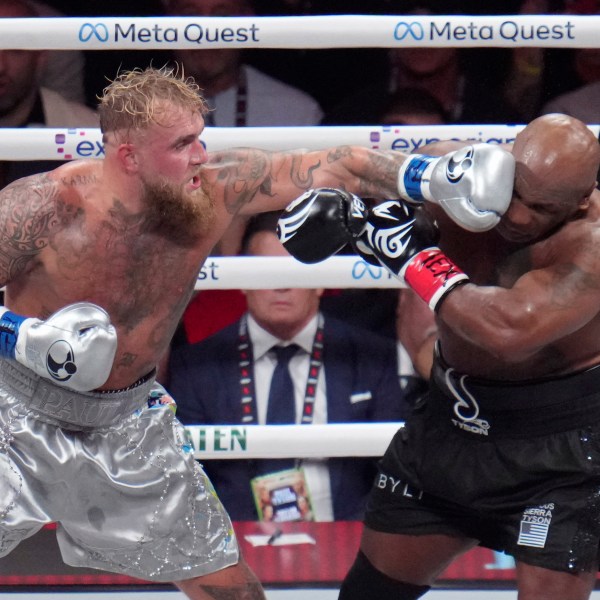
[257,344,299,477]
[266,344,298,424]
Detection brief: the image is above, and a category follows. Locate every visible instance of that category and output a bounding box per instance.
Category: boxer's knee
[338,550,430,600]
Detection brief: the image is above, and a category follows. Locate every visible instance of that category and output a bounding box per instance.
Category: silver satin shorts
[0,359,239,582]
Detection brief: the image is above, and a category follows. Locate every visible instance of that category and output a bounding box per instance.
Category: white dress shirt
[207,64,323,126]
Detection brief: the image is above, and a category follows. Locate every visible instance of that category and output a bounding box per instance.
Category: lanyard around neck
[206,68,247,127]
[237,314,325,424]
[235,67,248,127]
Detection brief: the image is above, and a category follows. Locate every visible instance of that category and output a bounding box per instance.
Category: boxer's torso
[2,160,234,390]
[433,193,600,380]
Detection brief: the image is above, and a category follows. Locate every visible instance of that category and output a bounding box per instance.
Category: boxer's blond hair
[98,65,208,137]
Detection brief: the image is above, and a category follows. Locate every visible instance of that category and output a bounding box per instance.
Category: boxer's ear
[117,143,138,173]
[578,182,597,212]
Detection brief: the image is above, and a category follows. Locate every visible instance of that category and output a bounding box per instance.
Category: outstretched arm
[204,142,514,234]
[202,145,402,217]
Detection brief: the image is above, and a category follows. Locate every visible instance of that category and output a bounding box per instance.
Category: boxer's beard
[140,176,215,246]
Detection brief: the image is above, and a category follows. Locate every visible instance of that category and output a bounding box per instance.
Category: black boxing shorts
[365,354,600,574]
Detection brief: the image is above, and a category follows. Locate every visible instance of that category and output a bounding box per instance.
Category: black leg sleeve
[338,550,431,600]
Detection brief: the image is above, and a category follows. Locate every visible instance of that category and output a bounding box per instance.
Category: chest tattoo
[53,199,198,331]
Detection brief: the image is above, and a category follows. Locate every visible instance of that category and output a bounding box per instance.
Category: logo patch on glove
[350,195,367,220]
[46,340,77,382]
[446,146,474,183]
[365,203,415,260]
[277,191,315,244]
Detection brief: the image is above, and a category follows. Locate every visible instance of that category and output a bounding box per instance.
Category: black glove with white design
[277,187,370,263]
[357,201,469,311]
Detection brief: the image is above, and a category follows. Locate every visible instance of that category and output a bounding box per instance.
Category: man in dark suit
[167,213,408,522]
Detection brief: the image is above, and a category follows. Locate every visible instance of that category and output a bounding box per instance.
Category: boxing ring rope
[3,125,600,161]
[185,423,402,459]
[194,256,403,290]
[0,15,598,50]
[4,13,598,463]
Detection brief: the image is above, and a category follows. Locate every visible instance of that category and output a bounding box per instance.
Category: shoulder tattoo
[0,175,73,281]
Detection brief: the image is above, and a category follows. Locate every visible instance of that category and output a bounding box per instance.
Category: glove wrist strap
[397,154,438,203]
[0,310,26,359]
[403,248,469,312]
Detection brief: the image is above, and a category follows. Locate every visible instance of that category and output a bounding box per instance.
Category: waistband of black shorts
[0,358,156,431]
[430,353,600,437]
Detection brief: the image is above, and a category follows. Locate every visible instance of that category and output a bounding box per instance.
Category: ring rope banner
[0,15,598,50]
[3,124,599,161]
[195,256,404,290]
[185,422,403,459]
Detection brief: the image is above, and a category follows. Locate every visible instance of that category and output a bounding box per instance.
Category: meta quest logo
[77,20,261,45]
[76,17,576,47]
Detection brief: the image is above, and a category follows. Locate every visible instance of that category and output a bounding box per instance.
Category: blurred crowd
[13,0,600,125]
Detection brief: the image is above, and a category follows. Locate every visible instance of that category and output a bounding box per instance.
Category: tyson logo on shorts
[444,368,491,436]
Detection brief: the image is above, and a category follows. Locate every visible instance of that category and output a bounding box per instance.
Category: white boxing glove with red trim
[357,201,469,311]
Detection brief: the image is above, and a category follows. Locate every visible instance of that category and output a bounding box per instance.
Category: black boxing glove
[357,201,470,311]
[277,188,369,263]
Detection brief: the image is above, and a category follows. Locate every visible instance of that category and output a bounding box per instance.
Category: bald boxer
[281,114,600,600]
[0,65,513,599]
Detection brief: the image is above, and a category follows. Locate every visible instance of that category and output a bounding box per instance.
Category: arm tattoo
[214,148,323,213]
[289,153,321,188]
[326,146,400,198]
[213,149,272,214]
[0,175,64,284]
[326,146,353,164]
[358,151,401,198]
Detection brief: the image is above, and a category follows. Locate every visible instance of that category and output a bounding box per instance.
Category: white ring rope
[0,15,597,50]
[195,257,403,290]
[185,423,402,459]
[6,124,600,161]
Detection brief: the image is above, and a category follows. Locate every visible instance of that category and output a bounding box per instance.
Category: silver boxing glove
[396,143,515,232]
[0,302,117,392]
